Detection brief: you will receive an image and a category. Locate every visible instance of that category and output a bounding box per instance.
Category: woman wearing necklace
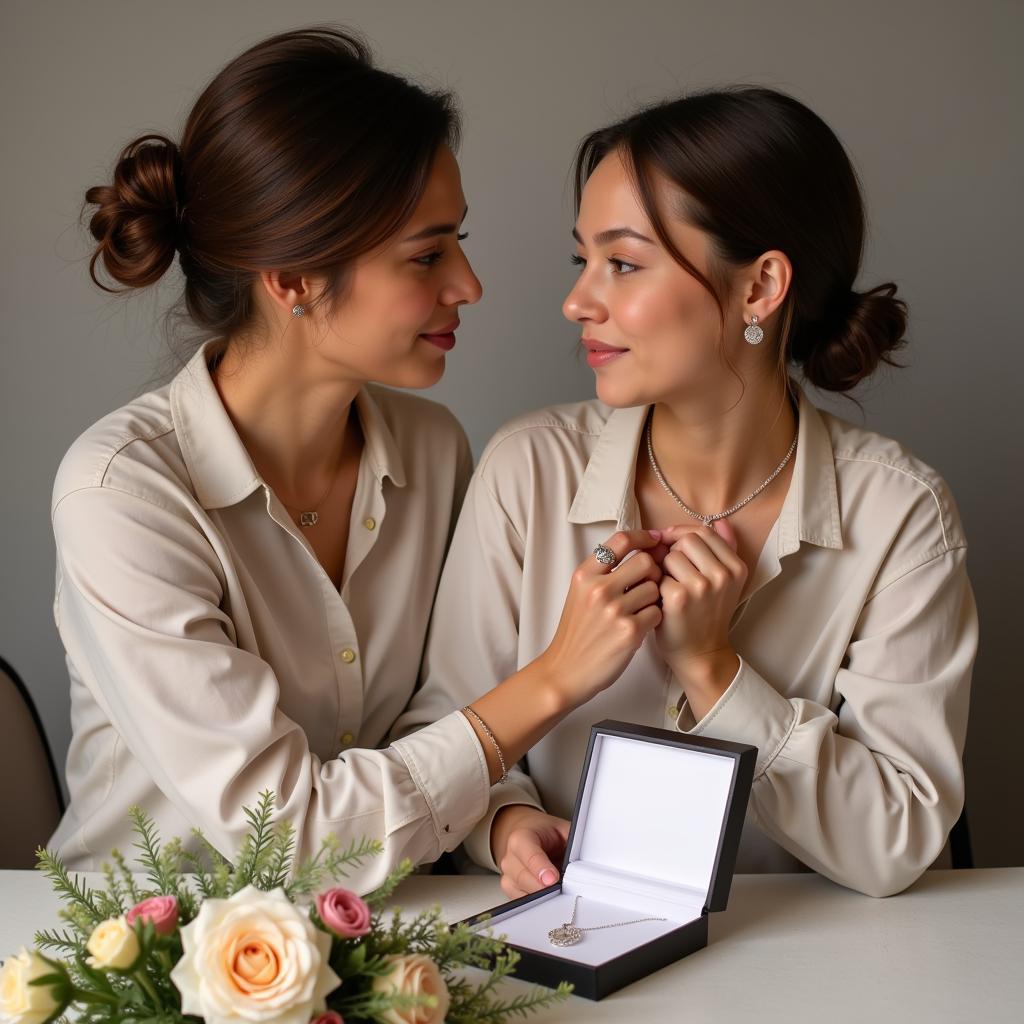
[401,86,978,899]
[48,27,671,884]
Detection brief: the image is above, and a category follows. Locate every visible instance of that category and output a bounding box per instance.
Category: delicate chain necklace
[645,408,798,527]
[547,895,667,947]
[279,473,337,528]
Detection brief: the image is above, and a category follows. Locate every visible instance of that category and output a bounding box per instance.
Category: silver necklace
[645,409,798,526]
[547,895,667,948]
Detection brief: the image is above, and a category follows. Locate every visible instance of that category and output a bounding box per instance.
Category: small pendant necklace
[547,895,667,947]
[278,460,342,528]
[645,408,798,527]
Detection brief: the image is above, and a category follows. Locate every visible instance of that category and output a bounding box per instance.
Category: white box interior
[474,733,738,966]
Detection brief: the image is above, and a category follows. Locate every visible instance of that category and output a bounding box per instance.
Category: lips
[583,337,628,368]
[419,318,460,352]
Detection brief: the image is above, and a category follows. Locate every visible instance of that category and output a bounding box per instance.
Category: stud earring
[291,304,305,317]
[744,314,764,345]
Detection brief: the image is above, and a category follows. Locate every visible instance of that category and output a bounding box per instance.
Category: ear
[257,270,323,316]
[740,250,792,325]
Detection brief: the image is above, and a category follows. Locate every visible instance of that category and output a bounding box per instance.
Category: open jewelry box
[461,720,756,1000]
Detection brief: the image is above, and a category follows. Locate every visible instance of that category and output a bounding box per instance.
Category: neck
[647,375,798,517]
[209,337,362,506]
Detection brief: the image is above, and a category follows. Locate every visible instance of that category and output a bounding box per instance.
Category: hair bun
[795,283,908,393]
[84,133,182,292]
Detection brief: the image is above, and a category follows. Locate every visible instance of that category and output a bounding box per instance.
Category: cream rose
[86,916,141,970]
[170,884,340,1024]
[0,947,63,1024]
[371,954,450,1024]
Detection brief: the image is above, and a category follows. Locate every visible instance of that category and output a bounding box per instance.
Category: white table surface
[2,868,1022,1022]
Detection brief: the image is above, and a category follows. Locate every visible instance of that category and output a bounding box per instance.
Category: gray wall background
[3,1,1020,867]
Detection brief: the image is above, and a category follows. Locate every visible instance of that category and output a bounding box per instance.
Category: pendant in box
[548,924,583,947]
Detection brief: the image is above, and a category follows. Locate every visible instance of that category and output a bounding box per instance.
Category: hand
[654,519,747,673]
[536,529,668,709]
[491,805,572,899]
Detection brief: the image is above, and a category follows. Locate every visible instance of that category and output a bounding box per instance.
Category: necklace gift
[645,408,798,526]
[547,895,666,948]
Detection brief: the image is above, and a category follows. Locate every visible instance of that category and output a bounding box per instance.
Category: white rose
[372,953,450,1024]
[0,948,62,1024]
[170,884,340,1024]
[86,916,140,970]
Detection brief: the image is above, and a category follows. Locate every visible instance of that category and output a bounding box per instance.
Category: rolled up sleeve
[675,546,976,897]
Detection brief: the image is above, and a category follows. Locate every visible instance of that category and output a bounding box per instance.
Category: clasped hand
[493,519,748,899]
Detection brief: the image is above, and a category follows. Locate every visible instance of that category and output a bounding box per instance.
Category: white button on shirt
[48,338,488,888]
[397,383,978,897]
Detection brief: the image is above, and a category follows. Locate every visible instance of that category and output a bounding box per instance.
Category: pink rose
[310,1014,344,1024]
[316,888,371,939]
[126,895,179,936]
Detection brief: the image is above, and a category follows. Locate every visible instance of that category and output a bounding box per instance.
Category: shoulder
[477,398,611,479]
[51,382,190,518]
[822,407,967,553]
[364,384,469,453]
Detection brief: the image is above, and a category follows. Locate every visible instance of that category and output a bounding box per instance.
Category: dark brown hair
[573,86,907,392]
[84,26,460,344]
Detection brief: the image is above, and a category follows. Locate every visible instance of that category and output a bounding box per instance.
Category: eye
[610,258,639,275]
[414,232,469,267]
[570,254,586,269]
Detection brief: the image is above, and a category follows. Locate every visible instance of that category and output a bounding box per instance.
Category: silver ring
[593,543,617,567]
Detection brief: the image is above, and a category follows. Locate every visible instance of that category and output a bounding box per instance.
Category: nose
[562,269,605,324]
[441,247,483,307]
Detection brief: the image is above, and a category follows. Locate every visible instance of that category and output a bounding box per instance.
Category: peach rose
[371,954,450,1024]
[170,885,341,1024]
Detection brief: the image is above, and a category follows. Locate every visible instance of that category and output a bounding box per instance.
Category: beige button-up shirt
[398,385,977,897]
[49,339,489,888]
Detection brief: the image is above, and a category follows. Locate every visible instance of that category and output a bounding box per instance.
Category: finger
[620,579,661,614]
[657,522,709,547]
[663,549,707,589]
[633,604,663,632]
[509,830,560,889]
[582,529,663,577]
[711,517,740,553]
[500,874,528,900]
[672,532,729,584]
[611,550,662,589]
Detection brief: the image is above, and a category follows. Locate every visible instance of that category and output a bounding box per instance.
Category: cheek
[616,274,718,352]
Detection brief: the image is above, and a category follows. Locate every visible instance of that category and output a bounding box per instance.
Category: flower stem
[134,969,165,1012]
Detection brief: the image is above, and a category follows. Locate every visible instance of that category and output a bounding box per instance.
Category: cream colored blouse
[49,339,490,888]
[396,385,977,897]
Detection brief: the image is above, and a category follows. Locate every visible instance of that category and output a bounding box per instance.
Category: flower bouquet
[0,792,571,1023]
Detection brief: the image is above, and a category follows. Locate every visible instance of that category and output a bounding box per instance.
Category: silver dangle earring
[743,314,764,345]
[291,304,305,317]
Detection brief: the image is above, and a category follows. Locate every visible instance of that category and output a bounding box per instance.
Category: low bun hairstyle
[84,27,460,341]
[573,87,908,393]
[86,134,183,290]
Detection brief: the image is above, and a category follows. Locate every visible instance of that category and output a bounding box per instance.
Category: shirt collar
[170,339,406,511]
[567,382,842,552]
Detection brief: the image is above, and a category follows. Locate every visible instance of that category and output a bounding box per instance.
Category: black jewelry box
[461,719,756,1000]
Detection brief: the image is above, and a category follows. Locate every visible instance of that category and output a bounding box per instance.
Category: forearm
[462,657,571,784]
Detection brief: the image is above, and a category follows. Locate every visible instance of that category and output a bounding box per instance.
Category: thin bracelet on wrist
[461,705,509,785]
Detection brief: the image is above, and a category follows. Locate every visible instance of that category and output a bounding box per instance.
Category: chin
[593,375,652,410]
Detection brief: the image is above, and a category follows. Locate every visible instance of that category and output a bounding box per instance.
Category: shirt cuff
[391,710,491,853]
[673,656,797,778]
[461,776,543,872]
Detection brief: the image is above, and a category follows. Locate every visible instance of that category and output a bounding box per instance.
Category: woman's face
[562,149,747,409]
[304,146,482,389]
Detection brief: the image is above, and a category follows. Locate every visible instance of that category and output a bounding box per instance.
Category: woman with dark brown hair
[409,86,978,899]
[49,27,671,885]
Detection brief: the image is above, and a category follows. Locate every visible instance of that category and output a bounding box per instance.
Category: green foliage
[24,793,572,1023]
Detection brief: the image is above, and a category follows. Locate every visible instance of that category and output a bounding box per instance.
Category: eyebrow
[572,226,655,246]
[403,205,469,243]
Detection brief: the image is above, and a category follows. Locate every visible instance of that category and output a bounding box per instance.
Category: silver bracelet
[461,706,509,785]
